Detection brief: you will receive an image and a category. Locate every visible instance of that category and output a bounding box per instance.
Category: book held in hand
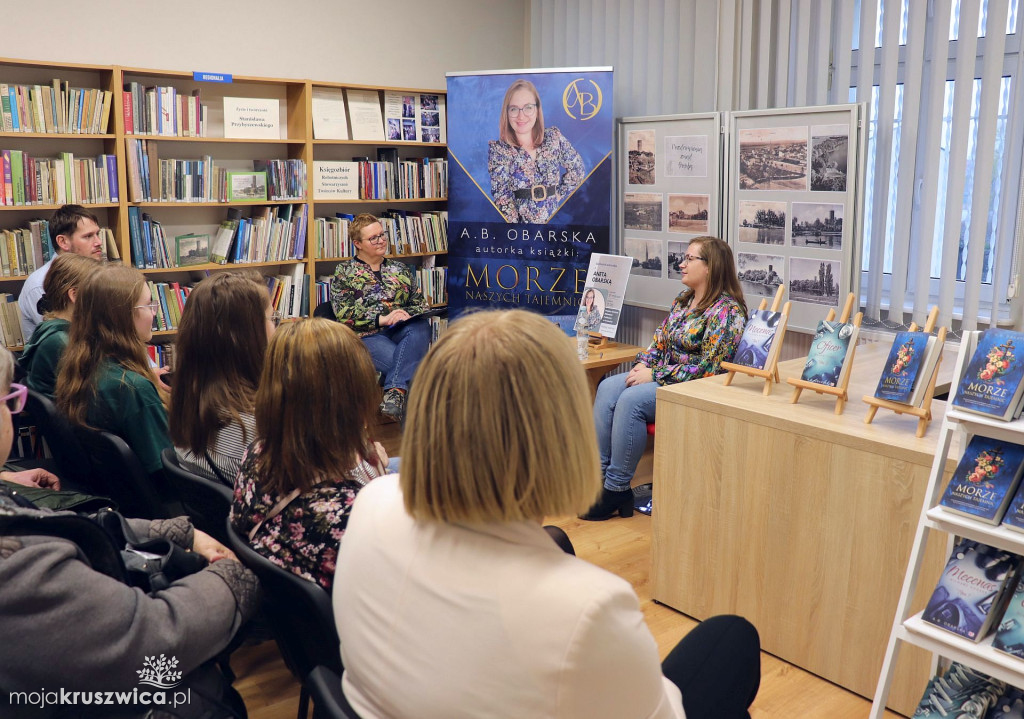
[799,318,859,387]
[731,309,786,371]
[938,436,1024,524]
[873,330,940,406]
[952,329,1024,420]
[921,539,1021,642]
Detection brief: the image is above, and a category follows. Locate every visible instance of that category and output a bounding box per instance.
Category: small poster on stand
[577,253,632,338]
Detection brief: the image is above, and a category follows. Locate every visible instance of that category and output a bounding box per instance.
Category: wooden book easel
[786,293,863,415]
[862,306,947,438]
[720,285,792,396]
[588,333,610,350]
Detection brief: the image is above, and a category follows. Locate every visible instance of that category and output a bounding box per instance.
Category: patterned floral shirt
[229,442,383,592]
[330,257,428,337]
[487,127,584,223]
[636,292,746,385]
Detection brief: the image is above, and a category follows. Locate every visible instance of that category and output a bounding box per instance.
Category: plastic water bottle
[575,317,589,361]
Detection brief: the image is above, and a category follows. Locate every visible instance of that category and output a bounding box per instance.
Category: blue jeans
[361,319,431,392]
[594,373,658,492]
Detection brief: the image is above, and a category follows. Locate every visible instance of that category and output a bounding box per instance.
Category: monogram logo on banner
[562,79,602,120]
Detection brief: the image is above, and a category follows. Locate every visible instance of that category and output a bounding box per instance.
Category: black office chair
[72,426,169,519]
[161,448,233,545]
[22,389,94,491]
[224,520,342,719]
[306,666,360,719]
[313,302,337,321]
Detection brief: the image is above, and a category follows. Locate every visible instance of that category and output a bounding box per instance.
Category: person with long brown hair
[583,236,747,520]
[20,252,100,398]
[229,318,389,591]
[55,263,170,475]
[170,271,278,485]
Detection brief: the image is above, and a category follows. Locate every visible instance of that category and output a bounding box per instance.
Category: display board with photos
[617,112,723,310]
[727,104,865,333]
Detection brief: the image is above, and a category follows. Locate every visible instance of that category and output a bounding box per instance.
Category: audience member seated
[584,236,747,521]
[20,253,100,398]
[333,310,762,719]
[330,213,431,423]
[230,318,389,592]
[170,272,278,486]
[0,346,260,718]
[55,264,170,476]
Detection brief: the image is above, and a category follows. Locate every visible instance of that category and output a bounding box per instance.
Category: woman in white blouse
[332,309,761,719]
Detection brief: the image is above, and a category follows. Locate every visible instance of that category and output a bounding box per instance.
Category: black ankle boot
[579,487,634,521]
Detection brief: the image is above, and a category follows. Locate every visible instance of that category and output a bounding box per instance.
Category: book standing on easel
[873,330,942,406]
[731,308,787,371]
[799,317,859,388]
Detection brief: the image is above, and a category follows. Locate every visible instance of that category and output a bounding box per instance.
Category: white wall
[4,0,527,89]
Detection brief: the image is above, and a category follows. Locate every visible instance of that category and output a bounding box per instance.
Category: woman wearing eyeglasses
[583,236,747,520]
[331,213,430,423]
[170,272,278,486]
[55,264,172,477]
[488,79,585,224]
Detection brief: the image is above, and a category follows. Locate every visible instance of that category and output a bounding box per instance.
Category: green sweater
[86,359,171,474]
[20,318,70,398]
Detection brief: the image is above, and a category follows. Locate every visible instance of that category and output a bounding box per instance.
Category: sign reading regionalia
[445,68,613,332]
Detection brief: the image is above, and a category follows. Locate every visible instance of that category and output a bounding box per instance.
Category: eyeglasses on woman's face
[134,302,160,314]
[0,382,27,414]
[507,103,538,118]
[270,310,283,328]
[679,254,707,266]
[362,231,389,245]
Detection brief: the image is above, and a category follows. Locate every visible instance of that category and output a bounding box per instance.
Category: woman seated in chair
[333,310,761,719]
[170,272,278,486]
[230,318,390,592]
[0,346,259,718]
[330,213,431,423]
[20,253,99,398]
[55,264,171,477]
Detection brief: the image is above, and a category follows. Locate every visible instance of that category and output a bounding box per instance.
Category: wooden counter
[651,343,956,716]
[580,341,642,396]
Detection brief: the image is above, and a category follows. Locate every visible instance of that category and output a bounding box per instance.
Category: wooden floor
[232,425,906,718]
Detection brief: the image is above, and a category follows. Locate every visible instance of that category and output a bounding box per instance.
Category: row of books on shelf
[145,268,307,333]
[125,139,308,203]
[128,204,308,268]
[312,88,445,144]
[0,150,119,206]
[414,267,447,306]
[313,210,448,259]
[910,662,1021,718]
[0,220,118,275]
[312,155,447,201]
[0,294,22,348]
[122,83,206,137]
[0,80,113,135]
[146,343,177,371]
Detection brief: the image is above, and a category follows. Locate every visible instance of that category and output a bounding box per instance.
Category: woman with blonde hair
[170,271,278,485]
[20,252,99,397]
[333,309,761,719]
[230,318,388,591]
[55,263,170,476]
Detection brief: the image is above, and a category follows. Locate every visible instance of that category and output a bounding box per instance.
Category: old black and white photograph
[628,129,656,185]
[737,200,787,245]
[624,192,663,231]
[737,252,784,299]
[668,194,709,234]
[791,202,844,248]
[667,240,687,280]
[810,124,849,192]
[738,126,808,191]
[789,257,841,306]
[625,237,663,278]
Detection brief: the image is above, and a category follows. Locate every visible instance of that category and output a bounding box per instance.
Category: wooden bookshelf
[0,57,449,350]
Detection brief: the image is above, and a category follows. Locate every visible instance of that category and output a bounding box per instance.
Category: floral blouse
[577,305,602,332]
[229,442,383,591]
[330,257,428,337]
[487,127,584,223]
[636,292,746,385]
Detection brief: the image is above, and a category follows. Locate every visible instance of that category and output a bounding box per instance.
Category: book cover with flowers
[873,330,934,404]
[952,329,1024,420]
[939,436,1024,523]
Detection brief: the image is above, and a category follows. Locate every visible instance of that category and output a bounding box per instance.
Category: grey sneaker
[380,388,407,423]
